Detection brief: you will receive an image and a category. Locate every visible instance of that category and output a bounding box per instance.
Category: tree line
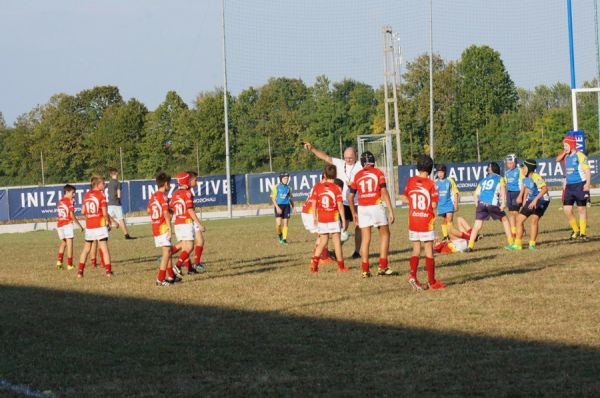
[1,44,598,186]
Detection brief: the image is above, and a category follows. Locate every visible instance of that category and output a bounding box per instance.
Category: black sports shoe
[441,236,450,242]
[124,234,136,240]
[465,248,474,253]
[156,280,170,287]
[187,268,199,275]
[377,267,395,276]
[166,276,182,284]
[569,231,580,240]
[579,234,589,241]
[351,252,361,259]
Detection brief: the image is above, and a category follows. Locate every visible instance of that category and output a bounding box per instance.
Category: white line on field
[0,378,58,398]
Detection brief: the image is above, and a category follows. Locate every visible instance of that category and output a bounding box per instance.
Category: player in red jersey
[55,184,84,270]
[170,172,205,276]
[308,165,348,273]
[147,172,180,286]
[77,175,113,278]
[348,151,395,278]
[400,155,445,290]
[301,173,335,264]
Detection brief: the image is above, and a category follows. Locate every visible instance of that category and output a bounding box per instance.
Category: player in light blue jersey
[435,164,459,241]
[506,159,550,251]
[467,162,514,251]
[504,154,524,238]
[271,172,294,245]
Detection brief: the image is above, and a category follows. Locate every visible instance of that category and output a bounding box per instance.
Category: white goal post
[571,87,600,147]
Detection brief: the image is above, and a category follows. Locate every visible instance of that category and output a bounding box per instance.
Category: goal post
[357,133,396,206]
[571,87,600,150]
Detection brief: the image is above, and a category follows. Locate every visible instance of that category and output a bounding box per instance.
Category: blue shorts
[506,191,521,212]
[475,202,506,221]
[520,200,549,218]
[563,182,589,206]
[437,208,454,218]
[275,204,291,219]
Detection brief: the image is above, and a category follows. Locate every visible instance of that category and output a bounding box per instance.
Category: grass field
[1,202,599,397]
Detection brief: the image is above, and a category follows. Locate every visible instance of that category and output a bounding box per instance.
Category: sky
[1,0,599,126]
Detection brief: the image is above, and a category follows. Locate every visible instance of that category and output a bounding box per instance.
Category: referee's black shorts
[344,205,354,223]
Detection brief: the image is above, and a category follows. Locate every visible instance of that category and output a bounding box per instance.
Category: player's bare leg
[56,239,66,269]
[331,233,348,272]
[500,216,515,248]
[576,205,588,240]
[376,225,393,276]
[529,215,540,248]
[98,241,112,276]
[281,218,289,244]
[192,230,206,270]
[423,241,444,289]
[408,241,423,289]
[563,205,580,239]
[467,220,484,251]
[359,227,371,277]
[508,211,519,238]
[352,224,362,258]
[311,234,330,273]
[156,246,171,286]
[508,214,528,250]
[77,241,92,277]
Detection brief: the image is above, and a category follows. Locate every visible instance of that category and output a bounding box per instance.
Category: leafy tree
[451,45,518,161]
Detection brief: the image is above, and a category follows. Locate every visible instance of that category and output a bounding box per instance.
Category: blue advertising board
[0,189,9,221]
[128,174,246,212]
[398,156,600,192]
[246,170,322,204]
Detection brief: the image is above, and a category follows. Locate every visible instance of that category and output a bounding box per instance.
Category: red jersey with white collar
[170,188,194,225]
[349,166,386,206]
[57,197,74,228]
[310,181,342,223]
[147,191,170,236]
[82,189,107,228]
[404,175,438,232]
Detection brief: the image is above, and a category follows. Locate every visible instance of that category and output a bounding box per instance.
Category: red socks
[99,250,106,269]
[361,262,369,273]
[157,269,166,282]
[78,262,85,273]
[194,245,203,265]
[379,258,388,270]
[337,260,346,270]
[57,252,64,262]
[91,258,97,268]
[409,256,419,279]
[425,257,436,285]
[67,257,73,266]
[310,256,319,272]
[320,250,330,260]
[176,251,189,267]
[166,267,175,279]
[171,246,181,255]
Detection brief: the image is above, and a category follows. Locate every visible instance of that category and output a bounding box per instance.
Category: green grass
[0,203,599,397]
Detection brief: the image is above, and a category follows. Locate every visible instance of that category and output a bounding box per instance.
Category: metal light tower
[222,0,232,218]
[428,0,434,160]
[382,26,402,166]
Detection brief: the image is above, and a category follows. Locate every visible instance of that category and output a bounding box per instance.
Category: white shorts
[451,239,468,252]
[301,213,318,233]
[57,224,74,240]
[85,226,109,241]
[108,205,124,221]
[317,221,341,234]
[154,232,172,248]
[357,204,388,228]
[409,230,436,242]
[174,223,195,242]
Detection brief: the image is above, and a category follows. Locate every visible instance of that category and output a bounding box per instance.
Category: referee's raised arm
[304,142,333,164]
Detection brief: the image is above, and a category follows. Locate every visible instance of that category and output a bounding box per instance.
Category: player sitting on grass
[271,172,294,245]
[347,151,395,278]
[434,216,481,254]
[506,159,550,251]
[308,165,349,273]
[435,164,459,242]
[467,162,514,252]
[148,172,180,286]
[170,172,206,276]
[56,184,85,270]
[77,175,113,278]
[400,155,445,291]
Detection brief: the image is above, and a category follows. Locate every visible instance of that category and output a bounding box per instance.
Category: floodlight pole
[119,147,125,181]
[222,0,232,218]
[428,0,434,161]
[594,0,600,150]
